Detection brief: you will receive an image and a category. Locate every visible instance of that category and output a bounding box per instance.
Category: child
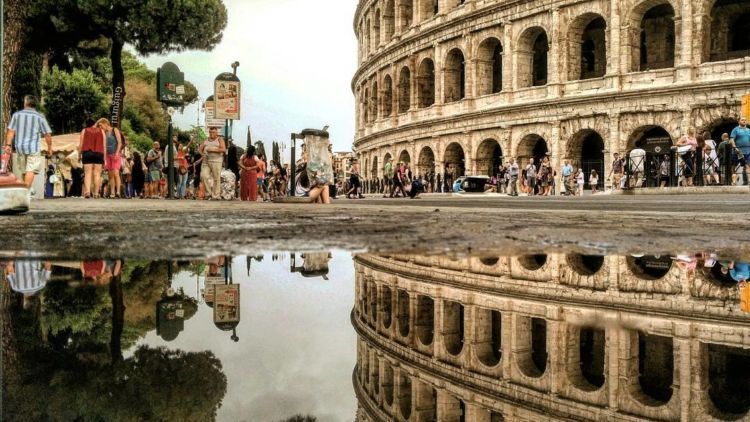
[589,169,599,194]
[575,168,584,196]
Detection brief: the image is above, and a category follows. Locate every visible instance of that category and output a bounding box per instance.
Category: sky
[138,252,358,422]
[139,0,358,154]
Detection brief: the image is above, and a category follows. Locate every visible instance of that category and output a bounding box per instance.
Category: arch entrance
[517,135,549,169]
[569,130,605,189]
[444,142,466,179]
[417,146,436,176]
[477,139,503,177]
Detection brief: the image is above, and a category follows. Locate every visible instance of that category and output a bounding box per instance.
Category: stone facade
[352,253,750,421]
[352,0,750,183]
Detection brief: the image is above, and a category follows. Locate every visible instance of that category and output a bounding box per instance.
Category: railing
[623,147,745,189]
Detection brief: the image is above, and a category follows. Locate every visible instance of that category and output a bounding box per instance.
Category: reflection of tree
[3,261,227,420]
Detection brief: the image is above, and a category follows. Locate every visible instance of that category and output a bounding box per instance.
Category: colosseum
[351,0,750,185]
[351,253,750,421]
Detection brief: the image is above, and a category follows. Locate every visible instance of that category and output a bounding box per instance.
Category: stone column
[547,8,564,97]
[606,328,621,410]
[675,0,695,82]
[608,0,621,77]
[551,122,562,173]
[502,23,515,92]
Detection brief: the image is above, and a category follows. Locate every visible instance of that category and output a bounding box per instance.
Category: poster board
[214,73,241,120]
[214,284,240,323]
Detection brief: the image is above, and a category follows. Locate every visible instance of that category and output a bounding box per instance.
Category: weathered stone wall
[353,254,750,421]
[352,0,750,181]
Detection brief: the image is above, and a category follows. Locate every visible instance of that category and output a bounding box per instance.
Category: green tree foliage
[27,0,227,118]
[255,141,267,160]
[41,67,109,134]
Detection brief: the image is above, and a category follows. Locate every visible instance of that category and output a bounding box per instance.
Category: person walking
[98,119,123,198]
[78,118,106,198]
[703,132,720,186]
[730,117,750,185]
[132,152,145,198]
[256,155,268,201]
[145,141,163,199]
[200,127,226,200]
[608,153,624,190]
[575,168,584,196]
[539,156,552,196]
[176,143,189,198]
[382,158,394,197]
[589,169,599,194]
[4,95,53,193]
[390,161,407,198]
[239,145,259,201]
[676,127,698,186]
[123,156,133,198]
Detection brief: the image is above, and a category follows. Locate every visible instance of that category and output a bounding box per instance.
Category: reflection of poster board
[204,100,225,130]
[214,77,241,120]
[214,284,240,323]
[204,276,225,303]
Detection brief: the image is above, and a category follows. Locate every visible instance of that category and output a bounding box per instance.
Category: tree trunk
[109,273,125,363]
[109,36,126,128]
[2,0,30,132]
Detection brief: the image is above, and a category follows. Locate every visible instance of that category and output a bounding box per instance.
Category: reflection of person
[5,260,52,310]
[729,261,750,283]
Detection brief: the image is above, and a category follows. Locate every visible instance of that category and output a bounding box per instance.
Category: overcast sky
[140,0,358,153]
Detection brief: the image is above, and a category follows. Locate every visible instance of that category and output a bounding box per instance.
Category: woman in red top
[239,145,259,201]
[78,118,106,198]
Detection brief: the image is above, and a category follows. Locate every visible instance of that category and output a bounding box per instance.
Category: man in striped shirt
[3,95,53,189]
[4,260,51,310]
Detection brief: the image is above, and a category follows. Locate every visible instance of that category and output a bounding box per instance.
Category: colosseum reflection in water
[352,0,750,182]
[352,253,750,421]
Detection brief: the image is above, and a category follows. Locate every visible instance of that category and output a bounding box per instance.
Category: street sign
[157,62,185,106]
[214,72,241,120]
[203,95,226,129]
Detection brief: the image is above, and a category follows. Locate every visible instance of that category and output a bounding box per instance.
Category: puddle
[3,250,750,421]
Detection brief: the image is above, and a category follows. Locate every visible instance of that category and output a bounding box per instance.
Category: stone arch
[368,281,378,326]
[418,0,437,22]
[415,380,437,420]
[576,326,607,390]
[363,87,370,123]
[476,37,504,96]
[516,316,548,378]
[370,353,380,396]
[370,80,379,121]
[443,300,464,356]
[398,149,411,164]
[382,74,394,117]
[699,116,740,143]
[371,156,379,179]
[519,254,548,271]
[444,48,466,102]
[479,256,500,266]
[629,0,678,71]
[443,142,466,177]
[417,58,436,108]
[397,66,412,113]
[634,332,674,405]
[397,372,412,419]
[516,134,549,169]
[381,285,393,329]
[364,17,371,57]
[416,295,434,346]
[566,130,605,189]
[383,0,396,42]
[706,343,750,417]
[475,308,502,367]
[397,0,414,32]
[382,361,395,406]
[707,0,750,62]
[627,125,673,152]
[566,254,605,276]
[373,9,381,49]
[397,289,410,337]
[517,26,549,88]
[626,255,673,280]
[476,139,503,177]
[417,146,436,175]
[568,13,607,80]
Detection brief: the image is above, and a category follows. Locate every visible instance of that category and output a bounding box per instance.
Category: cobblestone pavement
[2,194,749,259]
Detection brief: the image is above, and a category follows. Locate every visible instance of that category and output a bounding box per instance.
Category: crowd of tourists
[349,118,750,197]
[4,95,750,201]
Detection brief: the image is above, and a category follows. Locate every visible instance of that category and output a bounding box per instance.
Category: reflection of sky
[135,252,357,422]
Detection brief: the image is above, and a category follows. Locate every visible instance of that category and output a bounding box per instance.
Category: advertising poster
[204,276,225,304]
[204,100,226,130]
[214,75,241,120]
[214,284,240,323]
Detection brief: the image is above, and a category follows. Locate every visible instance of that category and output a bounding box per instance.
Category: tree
[41,67,108,134]
[273,141,281,165]
[26,0,228,126]
[255,141,267,160]
[2,0,33,128]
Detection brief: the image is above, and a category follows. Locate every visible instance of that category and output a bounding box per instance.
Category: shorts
[105,153,121,171]
[81,151,104,165]
[526,176,536,187]
[13,152,42,174]
[150,170,162,181]
[145,173,152,183]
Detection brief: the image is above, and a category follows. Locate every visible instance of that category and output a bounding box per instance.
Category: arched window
[382,75,393,117]
[444,48,466,102]
[373,9,381,49]
[383,0,396,41]
[708,1,750,62]
[398,67,411,113]
[570,15,607,80]
[417,59,435,108]
[517,27,549,88]
[638,3,676,70]
[477,38,503,95]
[397,0,413,32]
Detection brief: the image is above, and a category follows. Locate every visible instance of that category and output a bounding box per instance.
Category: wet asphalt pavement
[2,194,749,259]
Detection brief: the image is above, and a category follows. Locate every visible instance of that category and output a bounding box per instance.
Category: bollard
[670,148,678,187]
